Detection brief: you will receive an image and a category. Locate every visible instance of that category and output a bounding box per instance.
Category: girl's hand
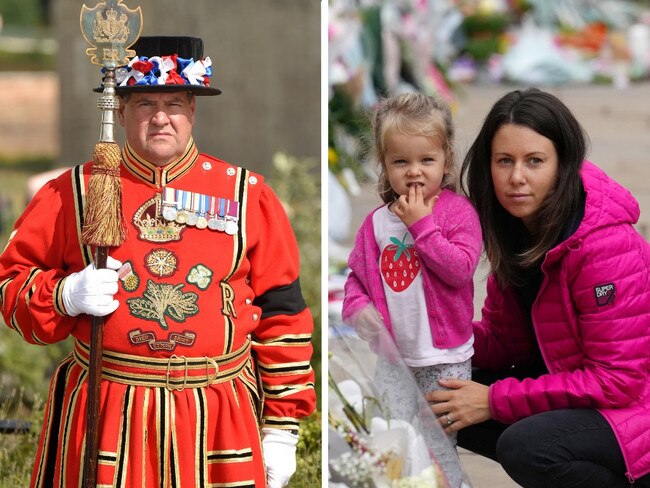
[393,186,437,227]
[351,305,384,341]
[426,378,491,434]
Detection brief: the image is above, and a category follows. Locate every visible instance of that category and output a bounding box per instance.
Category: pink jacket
[342,189,482,349]
[474,162,650,480]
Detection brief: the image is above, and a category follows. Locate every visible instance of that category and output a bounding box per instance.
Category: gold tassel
[81,141,127,247]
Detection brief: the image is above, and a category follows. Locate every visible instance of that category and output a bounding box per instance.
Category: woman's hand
[426,378,492,434]
[393,186,438,227]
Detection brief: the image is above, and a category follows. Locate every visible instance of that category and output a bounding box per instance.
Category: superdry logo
[594,283,615,307]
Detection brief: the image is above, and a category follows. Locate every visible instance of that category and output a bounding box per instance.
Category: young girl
[342,92,482,485]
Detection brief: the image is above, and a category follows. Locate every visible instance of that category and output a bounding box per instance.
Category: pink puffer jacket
[473,161,650,480]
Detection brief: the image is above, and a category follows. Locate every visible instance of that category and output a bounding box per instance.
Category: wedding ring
[445,413,453,426]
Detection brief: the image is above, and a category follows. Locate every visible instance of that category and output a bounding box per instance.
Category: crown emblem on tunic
[133,195,184,242]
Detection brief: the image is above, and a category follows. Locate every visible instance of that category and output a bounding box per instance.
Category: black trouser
[459,369,650,487]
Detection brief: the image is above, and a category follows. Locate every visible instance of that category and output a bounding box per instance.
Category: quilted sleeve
[490,225,650,423]
[247,183,316,431]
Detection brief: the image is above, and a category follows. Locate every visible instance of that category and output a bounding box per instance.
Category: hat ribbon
[113,54,212,88]
[182,57,212,86]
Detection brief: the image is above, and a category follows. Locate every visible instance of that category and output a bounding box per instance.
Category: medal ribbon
[227,201,239,219]
[162,186,176,206]
[199,194,209,216]
[180,190,189,211]
[190,192,200,214]
[218,198,227,218]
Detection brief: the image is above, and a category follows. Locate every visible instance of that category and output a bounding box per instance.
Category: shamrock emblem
[187,264,213,290]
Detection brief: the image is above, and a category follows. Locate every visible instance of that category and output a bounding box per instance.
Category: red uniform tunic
[0,139,316,487]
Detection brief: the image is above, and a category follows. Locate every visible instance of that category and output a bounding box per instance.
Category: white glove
[62,256,122,317]
[262,427,299,488]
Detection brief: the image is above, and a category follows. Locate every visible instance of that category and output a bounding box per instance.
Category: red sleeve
[247,184,316,429]
[0,176,80,345]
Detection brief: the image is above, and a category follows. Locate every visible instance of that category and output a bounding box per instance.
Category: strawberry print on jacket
[380,233,421,292]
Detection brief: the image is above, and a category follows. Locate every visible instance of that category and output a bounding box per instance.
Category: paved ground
[336,81,650,488]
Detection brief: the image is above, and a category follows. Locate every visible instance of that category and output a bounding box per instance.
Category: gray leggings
[374,358,472,487]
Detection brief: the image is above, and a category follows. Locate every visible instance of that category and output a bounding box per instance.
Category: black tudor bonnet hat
[94,35,221,95]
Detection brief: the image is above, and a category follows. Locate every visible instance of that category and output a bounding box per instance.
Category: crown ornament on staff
[80,0,142,247]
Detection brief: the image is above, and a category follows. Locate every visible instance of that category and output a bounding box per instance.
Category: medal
[196,216,208,229]
[165,189,237,232]
[215,198,227,231]
[186,193,199,226]
[175,210,189,224]
[196,195,209,229]
[225,200,239,235]
[162,206,177,221]
[162,205,177,221]
[161,186,178,221]
[207,196,220,230]
[175,190,189,224]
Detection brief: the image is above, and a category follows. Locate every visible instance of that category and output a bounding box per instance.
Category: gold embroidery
[128,329,196,351]
[220,281,237,318]
[126,280,198,330]
[145,249,179,277]
[133,195,184,243]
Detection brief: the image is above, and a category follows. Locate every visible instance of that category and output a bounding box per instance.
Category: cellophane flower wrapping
[328,321,472,488]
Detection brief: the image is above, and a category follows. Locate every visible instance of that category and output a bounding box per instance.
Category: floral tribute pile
[328,324,472,488]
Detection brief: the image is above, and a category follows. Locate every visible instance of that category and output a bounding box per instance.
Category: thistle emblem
[127,280,199,330]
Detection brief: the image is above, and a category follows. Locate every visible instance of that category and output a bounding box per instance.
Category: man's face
[118,91,196,167]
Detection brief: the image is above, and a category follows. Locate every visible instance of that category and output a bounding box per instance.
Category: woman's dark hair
[460,88,588,288]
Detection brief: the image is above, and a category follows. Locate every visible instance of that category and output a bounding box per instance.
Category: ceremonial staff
[79,1,141,485]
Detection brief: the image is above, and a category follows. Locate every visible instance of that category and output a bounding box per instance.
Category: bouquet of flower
[328,322,472,488]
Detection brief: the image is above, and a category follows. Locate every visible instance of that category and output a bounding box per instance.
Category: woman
[427,88,650,487]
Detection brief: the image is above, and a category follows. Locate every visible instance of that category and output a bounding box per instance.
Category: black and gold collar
[122,138,198,187]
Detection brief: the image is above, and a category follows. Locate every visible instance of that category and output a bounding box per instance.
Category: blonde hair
[371,92,456,203]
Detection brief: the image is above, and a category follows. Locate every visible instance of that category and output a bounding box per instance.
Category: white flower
[370,418,432,476]
[391,466,441,487]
